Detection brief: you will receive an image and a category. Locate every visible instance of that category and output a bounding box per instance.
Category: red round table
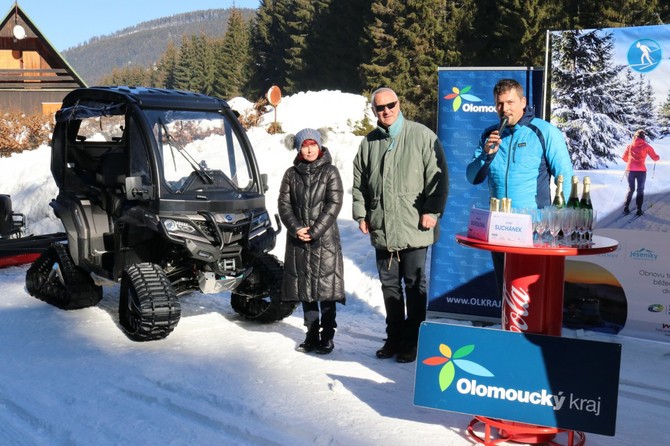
[456,234,618,336]
[455,234,618,445]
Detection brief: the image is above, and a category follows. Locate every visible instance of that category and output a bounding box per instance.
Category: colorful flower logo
[444,86,482,111]
[422,343,494,391]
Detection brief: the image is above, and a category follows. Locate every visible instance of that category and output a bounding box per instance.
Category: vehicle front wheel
[119,263,181,341]
[230,254,297,322]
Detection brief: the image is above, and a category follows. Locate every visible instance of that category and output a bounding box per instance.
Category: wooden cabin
[0,2,86,114]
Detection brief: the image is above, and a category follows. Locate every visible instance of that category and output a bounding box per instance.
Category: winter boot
[636,208,644,216]
[316,338,334,354]
[316,328,335,354]
[376,338,400,359]
[297,326,320,353]
[396,340,418,363]
[623,206,630,215]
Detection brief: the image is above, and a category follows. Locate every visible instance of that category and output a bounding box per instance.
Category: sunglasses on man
[374,101,397,112]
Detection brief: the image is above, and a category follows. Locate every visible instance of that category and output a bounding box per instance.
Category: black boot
[376,338,400,359]
[623,206,630,215]
[297,327,319,353]
[316,338,334,354]
[396,340,417,363]
[316,328,335,354]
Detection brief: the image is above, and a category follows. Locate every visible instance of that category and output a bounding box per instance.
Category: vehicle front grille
[194,220,248,245]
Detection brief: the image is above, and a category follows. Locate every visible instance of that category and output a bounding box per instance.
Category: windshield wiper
[159,119,214,185]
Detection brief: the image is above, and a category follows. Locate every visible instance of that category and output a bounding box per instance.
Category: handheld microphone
[496,116,508,134]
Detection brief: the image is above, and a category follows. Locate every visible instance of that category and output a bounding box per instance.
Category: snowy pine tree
[550,29,628,169]
[614,68,643,139]
[632,74,662,141]
[658,90,670,137]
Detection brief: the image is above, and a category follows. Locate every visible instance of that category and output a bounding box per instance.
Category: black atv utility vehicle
[26,86,296,341]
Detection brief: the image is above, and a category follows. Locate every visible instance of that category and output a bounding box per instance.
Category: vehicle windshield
[145,109,254,194]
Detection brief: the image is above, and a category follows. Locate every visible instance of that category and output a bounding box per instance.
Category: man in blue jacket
[466,78,573,296]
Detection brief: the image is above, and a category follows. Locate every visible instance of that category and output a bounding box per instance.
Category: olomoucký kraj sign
[414,322,621,435]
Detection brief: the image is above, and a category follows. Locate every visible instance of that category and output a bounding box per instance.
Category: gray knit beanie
[293,128,322,151]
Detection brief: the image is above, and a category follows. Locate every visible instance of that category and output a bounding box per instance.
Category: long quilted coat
[278,148,345,303]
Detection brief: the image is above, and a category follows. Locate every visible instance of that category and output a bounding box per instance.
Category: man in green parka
[353,87,449,363]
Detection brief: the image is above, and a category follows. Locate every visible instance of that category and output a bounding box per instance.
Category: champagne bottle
[579,176,593,210]
[580,177,594,242]
[490,197,500,212]
[552,175,565,208]
[567,175,580,208]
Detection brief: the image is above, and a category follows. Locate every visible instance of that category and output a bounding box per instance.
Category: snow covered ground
[1,90,668,445]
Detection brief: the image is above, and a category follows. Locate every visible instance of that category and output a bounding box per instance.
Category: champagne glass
[532,208,546,245]
[542,207,552,245]
[586,210,598,245]
[547,207,561,247]
[560,208,576,246]
[575,209,588,246]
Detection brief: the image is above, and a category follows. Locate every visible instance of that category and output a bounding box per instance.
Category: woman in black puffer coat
[278,128,345,354]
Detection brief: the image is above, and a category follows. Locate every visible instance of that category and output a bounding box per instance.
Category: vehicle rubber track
[25,243,102,310]
[231,254,297,322]
[119,263,181,341]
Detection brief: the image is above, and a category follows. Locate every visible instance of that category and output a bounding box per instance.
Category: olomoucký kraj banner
[549,24,670,343]
[429,67,543,321]
[414,322,621,435]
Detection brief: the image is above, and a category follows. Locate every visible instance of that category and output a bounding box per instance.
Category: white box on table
[467,207,533,247]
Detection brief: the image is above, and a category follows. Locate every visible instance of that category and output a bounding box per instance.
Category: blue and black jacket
[466,108,573,209]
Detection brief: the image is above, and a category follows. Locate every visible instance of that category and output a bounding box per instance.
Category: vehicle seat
[95,151,127,216]
[0,194,13,236]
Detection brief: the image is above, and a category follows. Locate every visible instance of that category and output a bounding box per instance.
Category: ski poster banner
[429,67,543,321]
[549,24,670,342]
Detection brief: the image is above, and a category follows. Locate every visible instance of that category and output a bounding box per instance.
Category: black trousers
[375,247,428,346]
[624,171,647,210]
[302,300,337,339]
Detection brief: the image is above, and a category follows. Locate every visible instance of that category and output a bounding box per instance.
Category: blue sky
[9,0,259,51]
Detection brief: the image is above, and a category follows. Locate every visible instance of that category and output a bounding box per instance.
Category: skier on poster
[622,129,660,216]
[637,41,653,66]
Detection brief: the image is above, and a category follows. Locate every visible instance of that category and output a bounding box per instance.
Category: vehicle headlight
[163,218,197,234]
[251,212,270,230]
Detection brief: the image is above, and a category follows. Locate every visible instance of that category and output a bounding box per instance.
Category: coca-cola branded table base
[468,416,586,445]
[456,234,618,445]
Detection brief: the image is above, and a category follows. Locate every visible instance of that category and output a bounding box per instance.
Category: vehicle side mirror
[125,176,150,201]
[260,173,269,193]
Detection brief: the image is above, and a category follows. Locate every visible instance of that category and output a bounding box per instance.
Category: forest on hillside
[85,0,670,130]
[62,9,255,86]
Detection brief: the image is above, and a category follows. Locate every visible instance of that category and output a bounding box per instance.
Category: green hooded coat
[352,114,449,251]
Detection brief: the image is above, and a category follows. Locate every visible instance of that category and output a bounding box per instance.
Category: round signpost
[266,85,281,124]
